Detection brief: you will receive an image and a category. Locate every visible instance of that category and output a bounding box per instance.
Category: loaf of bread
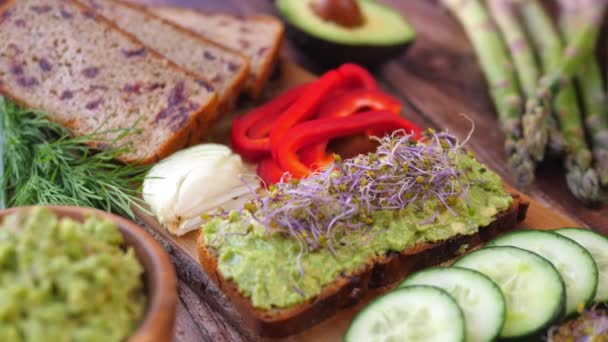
[151,6,284,99]
[0,0,219,164]
[198,193,529,337]
[84,0,250,113]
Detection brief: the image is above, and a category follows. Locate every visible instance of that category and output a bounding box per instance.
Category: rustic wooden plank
[375,0,607,231]
[177,283,246,342]
[204,0,607,232]
[173,298,206,342]
[140,192,579,341]
[133,61,581,340]
[123,0,608,340]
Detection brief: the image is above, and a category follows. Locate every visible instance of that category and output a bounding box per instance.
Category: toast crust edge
[246,16,285,99]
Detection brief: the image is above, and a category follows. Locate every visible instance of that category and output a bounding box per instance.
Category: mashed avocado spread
[202,134,512,310]
[0,208,146,342]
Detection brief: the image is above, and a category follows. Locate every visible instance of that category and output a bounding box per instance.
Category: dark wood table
[132,0,608,340]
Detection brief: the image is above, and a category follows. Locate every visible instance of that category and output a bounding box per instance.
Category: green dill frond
[0,97,150,218]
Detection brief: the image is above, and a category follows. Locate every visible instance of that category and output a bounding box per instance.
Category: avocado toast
[197,131,529,337]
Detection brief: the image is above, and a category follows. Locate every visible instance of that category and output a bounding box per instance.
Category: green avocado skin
[202,154,512,310]
[276,0,416,67]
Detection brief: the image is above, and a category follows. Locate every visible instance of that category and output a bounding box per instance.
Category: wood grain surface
[136,182,575,341]
[123,0,608,340]
[133,61,579,341]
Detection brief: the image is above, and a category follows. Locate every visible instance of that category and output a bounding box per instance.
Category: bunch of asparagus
[442,0,608,207]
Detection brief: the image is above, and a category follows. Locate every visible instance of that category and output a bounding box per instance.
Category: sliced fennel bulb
[143,144,258,236]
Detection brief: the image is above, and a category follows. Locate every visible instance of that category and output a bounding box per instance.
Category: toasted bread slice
[83,0,250,115]
[0,0,219,164]
[197,193,529,337]
[150,6,284,99]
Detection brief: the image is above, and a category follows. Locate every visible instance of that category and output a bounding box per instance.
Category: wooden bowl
[0,205,178,342]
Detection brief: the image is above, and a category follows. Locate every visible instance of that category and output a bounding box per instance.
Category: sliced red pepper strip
[257,157,287,185]
[269,70,343,160]
[317,64,376,102]
[247,111,281,139]
[248,65,373,140]
[231,83,310,162]
[299,89,403,168]
[298,144,335,170]
[247,83,312,139]
[337,63,378,90]
[317,89,401,119]
[297,65,383,168]
[231,118,268,162]
[277,111,422,179]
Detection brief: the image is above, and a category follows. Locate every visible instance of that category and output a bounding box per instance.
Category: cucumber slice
[345,285,465,342]
[487,229,598,315]
[556,228,608,303]
[399,267,505,342]
[454,246,565,339]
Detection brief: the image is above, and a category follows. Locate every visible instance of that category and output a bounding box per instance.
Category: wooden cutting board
[135,60,581,341]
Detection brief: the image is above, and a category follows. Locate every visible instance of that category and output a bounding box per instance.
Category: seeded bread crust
[150,6,284,99]
[197,193,529,337]
[84,0,249,115]
[0,0,220,164]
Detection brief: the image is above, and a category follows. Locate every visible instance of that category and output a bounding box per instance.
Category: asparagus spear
[518,0,602,205]
[559,0,608,187]
[442,0,535,187]
[487,0,564,155]
[521,0,606,166]
[0,97,4,209]
[487,0,538,96]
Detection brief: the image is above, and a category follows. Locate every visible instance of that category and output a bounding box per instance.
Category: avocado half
[276,0,416,68]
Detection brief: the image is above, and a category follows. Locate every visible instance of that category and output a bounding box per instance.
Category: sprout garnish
[239,129,483,254]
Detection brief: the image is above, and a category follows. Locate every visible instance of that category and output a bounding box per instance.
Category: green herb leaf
[0,97,150,218]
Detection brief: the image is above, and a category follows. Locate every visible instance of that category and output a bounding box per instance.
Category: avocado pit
[311,0,365,28]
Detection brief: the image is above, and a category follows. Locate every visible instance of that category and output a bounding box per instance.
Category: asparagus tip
[522,109,549,162]
[547,117,565,157]
[565,160,604,207]
[593,149,608,187]
[505,139,536,188]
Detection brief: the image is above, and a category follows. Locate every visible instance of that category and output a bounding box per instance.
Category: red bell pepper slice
[247,111,280,139]
[276,111,422,179]
[317,89,401,119]
[257,157,287,185]
[318,63,378,101]
[269,70,343,160]
[299,89,403,169]
[231,83,310,162]
[337,63,378,91]
[249,64,375,140]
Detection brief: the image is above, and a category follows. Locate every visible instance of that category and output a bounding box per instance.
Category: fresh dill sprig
[0,97,150,218]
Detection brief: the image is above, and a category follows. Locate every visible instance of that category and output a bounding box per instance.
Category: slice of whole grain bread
[0,0,219,164]
[150,6,284,99]
[84,0,250,114]
[197,193,529,338]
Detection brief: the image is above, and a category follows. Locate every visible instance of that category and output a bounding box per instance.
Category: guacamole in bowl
[0,207,147,342]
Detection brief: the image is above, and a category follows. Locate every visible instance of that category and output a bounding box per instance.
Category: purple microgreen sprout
[240,128,482,254]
